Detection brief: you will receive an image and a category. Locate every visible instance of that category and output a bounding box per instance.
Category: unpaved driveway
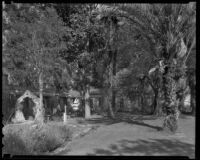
[53,114,195,158]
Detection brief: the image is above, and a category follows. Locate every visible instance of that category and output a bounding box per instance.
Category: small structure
[11,104,26,123]
[71,98,80,111]
[12,90,41,123]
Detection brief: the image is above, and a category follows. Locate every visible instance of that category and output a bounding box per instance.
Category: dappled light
[2,3,195,157]
[90,139,194,157]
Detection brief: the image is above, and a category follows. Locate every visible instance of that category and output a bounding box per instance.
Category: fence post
[63,105,67,123]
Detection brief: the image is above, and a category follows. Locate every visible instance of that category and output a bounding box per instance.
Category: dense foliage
[3,3,196,130]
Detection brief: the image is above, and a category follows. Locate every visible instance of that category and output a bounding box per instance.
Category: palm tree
[120,3,196,132]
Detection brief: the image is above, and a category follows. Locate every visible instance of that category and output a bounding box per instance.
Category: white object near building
[63,113,67,123]
[12,110,25,123]
[184,94,191,107]
[71,98,80,111]
[63,105,67,123]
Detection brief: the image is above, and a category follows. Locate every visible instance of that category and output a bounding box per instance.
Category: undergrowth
[3,123,72,155]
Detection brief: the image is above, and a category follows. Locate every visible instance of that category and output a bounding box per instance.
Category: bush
[31,132,61,153]
[3,123,72,155]
[30,124,72,153]
[3,132,32,155]
[163,115,178,133]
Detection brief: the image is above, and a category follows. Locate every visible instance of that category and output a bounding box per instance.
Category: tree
[3,3,71,123]
[120,3,196,132]
[147,70,163,115]
[54,4,134,118]
[95,4,127,118]
[54,3,103,118]
[112,18,157,114]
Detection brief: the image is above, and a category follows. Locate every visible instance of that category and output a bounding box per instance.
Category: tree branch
[184,35,196,64]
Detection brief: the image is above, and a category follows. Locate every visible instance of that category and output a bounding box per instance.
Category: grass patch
[3,122,72,155]
[3,132,31,155]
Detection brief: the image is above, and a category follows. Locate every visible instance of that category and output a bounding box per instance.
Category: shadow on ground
[77,115,163,131]
[179,114,195,119]
[88,138,195,157]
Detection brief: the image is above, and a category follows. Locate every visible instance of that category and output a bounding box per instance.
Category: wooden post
[63,105,67,123]
[85,87,91,119]
[65,105,67,114]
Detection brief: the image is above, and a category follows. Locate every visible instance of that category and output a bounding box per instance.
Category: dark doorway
[21,97,35,120]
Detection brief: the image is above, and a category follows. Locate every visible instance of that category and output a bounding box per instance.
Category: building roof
[68,89,81,97]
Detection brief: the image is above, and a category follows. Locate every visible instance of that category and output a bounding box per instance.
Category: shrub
[31,132,61,153]
[163,115,178,133]
[29,124,72,153]
[3,132,32,155]
[3,123,72,155]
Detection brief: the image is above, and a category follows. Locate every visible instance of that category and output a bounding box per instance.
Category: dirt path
[53,115,195,158]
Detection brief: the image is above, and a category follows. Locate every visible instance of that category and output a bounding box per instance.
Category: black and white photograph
[2,2,196,158]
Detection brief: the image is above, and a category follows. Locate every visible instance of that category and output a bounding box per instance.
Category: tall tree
[96,4,125,118]
[3,3,71,123]
[54,3,103,118]
[120,3,196,132]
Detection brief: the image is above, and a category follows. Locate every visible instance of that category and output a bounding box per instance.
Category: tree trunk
[84,87,91,119]
[111,90,116,112]
[139,79,145,114]
[108,89,115,119]
[111,49,117,112]
[106,18,117,119]
[120,98,124,111]
[145,75,161,115]
[102,88,115,118]
[108,93,115,119]
[140,94,144,114]
[162,66,179,133]
[151,89,158,115]
[99,96,104,114]
[189,82,195,115]
[35,72,45,123]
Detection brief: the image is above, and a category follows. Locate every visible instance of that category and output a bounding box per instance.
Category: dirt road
[53,114,195,157]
